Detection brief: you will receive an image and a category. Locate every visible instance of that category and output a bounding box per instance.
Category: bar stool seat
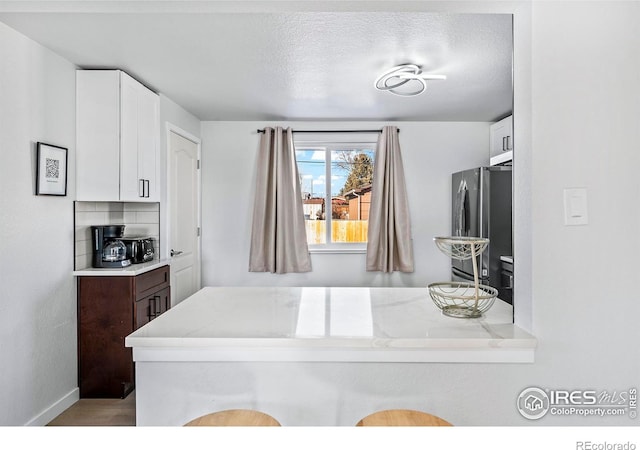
[184,409,281,426]
[356,409,452,426]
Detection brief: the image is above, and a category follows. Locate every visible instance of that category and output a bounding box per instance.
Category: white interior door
[168,128,201,305]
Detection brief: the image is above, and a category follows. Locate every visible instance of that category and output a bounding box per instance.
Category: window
[295,140,376,251]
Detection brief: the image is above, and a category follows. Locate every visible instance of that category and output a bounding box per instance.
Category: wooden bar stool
[356,409,452,426]
[184,409,281,426]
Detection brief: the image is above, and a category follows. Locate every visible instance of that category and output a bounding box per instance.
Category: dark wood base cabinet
[77,265,170,398]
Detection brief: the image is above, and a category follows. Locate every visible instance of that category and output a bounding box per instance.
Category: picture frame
[36,142,68,196]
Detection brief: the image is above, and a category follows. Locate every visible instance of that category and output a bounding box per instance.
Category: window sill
[308,246,367,255]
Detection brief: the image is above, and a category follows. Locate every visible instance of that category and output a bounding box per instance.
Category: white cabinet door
[489,115,513,165]
[76,71,121,201]
[119,72,142,201]
[120,71,160,202]
[137,85,160,202]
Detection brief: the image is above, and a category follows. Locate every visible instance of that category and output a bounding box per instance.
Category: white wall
[200,121,491,288]
[0,22,78,425]
[529,0,640,399]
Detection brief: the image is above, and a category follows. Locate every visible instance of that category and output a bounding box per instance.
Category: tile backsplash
[74,201,160,270]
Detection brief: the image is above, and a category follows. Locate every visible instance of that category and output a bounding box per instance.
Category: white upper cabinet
[77,70,160,202]
[489,115,513,166]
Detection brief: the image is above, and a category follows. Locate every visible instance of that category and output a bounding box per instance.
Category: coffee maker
[91,225,132,268]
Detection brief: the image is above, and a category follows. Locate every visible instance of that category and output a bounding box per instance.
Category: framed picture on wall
[36,142,68,196]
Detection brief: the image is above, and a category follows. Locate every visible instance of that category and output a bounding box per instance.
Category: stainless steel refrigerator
[451,166,513,304]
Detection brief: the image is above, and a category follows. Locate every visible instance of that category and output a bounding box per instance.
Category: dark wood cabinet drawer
[135,286,171,329]
[135,265,169,299]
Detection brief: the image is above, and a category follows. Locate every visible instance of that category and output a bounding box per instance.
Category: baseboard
[25,387,79,426]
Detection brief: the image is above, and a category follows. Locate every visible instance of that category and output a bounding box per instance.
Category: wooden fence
[305,220,368,244]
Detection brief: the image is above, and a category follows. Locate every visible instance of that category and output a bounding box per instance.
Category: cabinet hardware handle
[502,136,506,151]
[145,179,150,198]
[139,179,145,198]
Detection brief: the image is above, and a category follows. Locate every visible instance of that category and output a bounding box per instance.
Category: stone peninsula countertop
[125,286,536,363]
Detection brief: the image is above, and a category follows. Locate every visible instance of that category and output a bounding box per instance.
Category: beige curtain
[366,126,414,273]
[249,127,312,273]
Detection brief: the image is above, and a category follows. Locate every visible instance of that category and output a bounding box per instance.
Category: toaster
[121,237,155,264]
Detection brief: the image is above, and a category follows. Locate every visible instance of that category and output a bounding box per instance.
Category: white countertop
[73,259,170,276]
[125,286,536,363]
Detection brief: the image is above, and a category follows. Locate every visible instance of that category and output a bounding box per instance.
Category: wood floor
[47,391,136,426]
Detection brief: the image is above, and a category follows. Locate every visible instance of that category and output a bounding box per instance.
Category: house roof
[344,184,372,199]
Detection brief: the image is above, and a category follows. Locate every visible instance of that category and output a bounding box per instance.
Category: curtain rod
[256,128,399,134]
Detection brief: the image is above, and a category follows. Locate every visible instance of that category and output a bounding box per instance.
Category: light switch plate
[563,188,588,226]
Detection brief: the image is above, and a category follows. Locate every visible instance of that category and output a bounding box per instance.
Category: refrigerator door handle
[453,264,488,283]
[454,180,468,236]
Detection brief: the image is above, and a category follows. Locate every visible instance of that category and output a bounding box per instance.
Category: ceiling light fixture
[374,64,446,97]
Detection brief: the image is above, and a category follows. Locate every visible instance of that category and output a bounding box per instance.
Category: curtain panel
[366,125,414,273]
[248,127,312,274]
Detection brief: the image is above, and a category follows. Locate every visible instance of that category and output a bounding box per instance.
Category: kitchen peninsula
[125,287,536,426]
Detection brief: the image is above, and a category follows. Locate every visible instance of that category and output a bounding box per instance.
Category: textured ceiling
[0,9,513,121]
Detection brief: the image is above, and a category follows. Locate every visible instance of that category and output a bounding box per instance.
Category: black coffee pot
[91,225,132,268]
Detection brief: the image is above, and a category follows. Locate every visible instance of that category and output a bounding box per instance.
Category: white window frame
[295,139,377,254]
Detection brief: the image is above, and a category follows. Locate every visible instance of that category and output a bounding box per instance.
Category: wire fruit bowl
[428,281,498,318]
[433,237,489,261]
[429,235,497,318]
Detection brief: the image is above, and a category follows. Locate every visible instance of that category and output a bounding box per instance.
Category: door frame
[165,122,202,300]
